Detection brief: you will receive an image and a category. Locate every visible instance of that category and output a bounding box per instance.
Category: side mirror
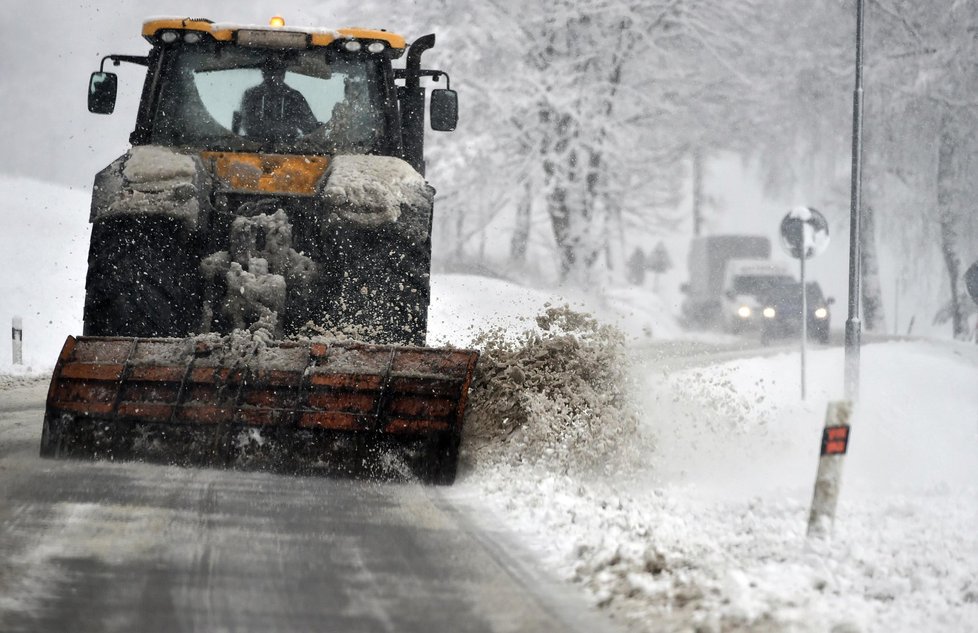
[827,297,836,305]
[88,72,118,114]
[430,89,457,131]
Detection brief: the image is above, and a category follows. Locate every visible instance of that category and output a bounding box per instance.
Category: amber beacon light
[269,16,286,27]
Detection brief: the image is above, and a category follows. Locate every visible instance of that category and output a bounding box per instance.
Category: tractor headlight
[763,307,776,319]
[160,30,179,44]
[737,306,752,319]
[814,307,828,319]
[367,41,386,53]
[343,40,362,52]
[183,32,202,44]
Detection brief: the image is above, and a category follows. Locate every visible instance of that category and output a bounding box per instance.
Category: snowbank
[450,340,978,633]
[0,174,89,374]
[427,273,686,347]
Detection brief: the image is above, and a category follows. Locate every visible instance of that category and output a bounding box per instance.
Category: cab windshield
[150,45,389,154]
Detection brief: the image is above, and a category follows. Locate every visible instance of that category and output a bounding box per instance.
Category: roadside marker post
[12,316,23,365]
[807,400,852,538]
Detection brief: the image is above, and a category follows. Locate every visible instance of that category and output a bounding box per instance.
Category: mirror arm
[394,68,451,90]
[99,54,150,73]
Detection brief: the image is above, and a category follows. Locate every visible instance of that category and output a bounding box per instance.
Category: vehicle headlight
[763,307,776,319]
[814,307,828,319]
[343,40,363,52]
[737,306,752,318]
[367,41,386,53]
[160,30,179,44]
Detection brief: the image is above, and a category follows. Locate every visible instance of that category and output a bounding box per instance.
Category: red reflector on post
[821,425,850,455]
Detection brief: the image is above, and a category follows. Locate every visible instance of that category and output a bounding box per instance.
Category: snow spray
[462,305,642,475]
[807,400,852,538]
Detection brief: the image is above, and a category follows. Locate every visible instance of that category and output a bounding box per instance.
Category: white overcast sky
[0,0,428,186]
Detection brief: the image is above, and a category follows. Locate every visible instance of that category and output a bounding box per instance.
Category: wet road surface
[0,380,618,633]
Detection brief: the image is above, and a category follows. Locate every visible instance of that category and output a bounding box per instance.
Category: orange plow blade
[41,336,479,484]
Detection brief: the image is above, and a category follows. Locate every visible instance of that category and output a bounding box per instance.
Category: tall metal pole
[844,0,866,401]
[800,252,807,400]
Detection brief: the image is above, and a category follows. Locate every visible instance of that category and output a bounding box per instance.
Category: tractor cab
[88,17,457,173]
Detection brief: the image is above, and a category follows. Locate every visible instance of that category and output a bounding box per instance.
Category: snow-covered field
[2,176,976,632]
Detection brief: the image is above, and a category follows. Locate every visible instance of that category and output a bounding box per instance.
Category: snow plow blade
[41,336,479,484]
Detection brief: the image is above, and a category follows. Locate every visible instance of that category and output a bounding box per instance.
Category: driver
[239,60,319,142]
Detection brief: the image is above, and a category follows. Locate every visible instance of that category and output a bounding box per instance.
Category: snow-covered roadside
[0,175,90,374]
[451,340,978,633]
[428,279,978,633]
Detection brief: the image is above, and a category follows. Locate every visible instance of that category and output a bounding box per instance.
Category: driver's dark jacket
[240,83,318,142]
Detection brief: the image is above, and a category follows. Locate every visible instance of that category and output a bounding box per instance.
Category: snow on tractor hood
[91,145,207,230]
[321,155,432,227]
[91,146,433,235]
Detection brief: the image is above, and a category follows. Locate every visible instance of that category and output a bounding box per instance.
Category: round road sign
[780,206,830,260]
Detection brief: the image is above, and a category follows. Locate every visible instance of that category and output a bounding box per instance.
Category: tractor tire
[320,207,432,346]
[38,415,62,458]
[83,216,203,338]
[417,432,460,486]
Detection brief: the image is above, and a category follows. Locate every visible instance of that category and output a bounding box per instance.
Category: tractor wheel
[417,432,460,486]
[83,216,202,338]
[38,415,62,458]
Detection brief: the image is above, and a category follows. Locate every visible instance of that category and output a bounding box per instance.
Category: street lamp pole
[844,0,866,401]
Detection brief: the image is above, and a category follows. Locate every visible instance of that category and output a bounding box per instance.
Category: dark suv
[758,281,833,344]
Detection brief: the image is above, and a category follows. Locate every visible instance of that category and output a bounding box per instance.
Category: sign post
[780,207,830,400]
[12,317,23,365]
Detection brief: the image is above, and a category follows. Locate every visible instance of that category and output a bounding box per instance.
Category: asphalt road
[0,380,619,633]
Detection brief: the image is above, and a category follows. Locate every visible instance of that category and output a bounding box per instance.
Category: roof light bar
[237,29,309,49]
